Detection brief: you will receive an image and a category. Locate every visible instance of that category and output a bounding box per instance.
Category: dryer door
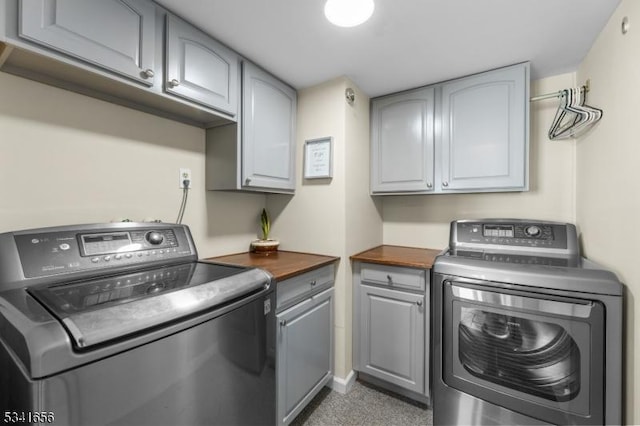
[442,279,604,425]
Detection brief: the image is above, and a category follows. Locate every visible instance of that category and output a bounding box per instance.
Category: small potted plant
[250,208,280,253]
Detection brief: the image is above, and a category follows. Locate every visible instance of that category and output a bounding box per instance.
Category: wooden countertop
[203,250,339,281]
[350,245,442,269]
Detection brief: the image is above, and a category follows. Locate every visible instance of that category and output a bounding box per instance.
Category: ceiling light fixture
[324,0,375,28]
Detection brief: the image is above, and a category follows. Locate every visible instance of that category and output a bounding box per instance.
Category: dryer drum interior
[458,308,580,401]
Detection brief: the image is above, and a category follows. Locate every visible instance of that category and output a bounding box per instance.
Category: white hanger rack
[530,80,590,103]
[530,80,602,140]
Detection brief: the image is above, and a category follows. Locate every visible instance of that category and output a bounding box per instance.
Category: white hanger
[549,86,602,140]
[549,89,586,139]
[569,88,602,137]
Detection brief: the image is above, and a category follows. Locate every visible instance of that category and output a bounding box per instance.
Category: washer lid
[28,262,271,348]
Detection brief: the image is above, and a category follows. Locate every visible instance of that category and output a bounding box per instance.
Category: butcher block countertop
[204,251,339,281]
[350,245,442,269]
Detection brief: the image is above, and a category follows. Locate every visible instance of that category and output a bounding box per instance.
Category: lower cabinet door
[358,284,425,393]
[276,287,333,425]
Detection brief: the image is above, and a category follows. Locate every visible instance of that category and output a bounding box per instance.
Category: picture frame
[304,137,333,179]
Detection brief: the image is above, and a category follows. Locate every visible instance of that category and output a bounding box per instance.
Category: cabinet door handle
[386,275,393,284]
[280,319,287,327]
[427,182,433,189]
[142,69,154,79]
[245,177,252,185]
[416,300,423,307]
[168,78,180,88]
[442,181,449,187]
[310,280,317,286]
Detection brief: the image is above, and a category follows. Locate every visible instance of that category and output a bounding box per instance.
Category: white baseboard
[330,370,356,394]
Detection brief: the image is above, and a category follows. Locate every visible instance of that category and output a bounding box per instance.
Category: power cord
[176,179,190,224]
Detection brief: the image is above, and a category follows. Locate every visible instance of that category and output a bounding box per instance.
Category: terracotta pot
[250,239,279,253]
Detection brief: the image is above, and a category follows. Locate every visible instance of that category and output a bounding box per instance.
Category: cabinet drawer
[277,264,334,311]
[361,263,426,292]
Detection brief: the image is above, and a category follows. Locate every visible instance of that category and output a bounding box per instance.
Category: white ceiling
[154,0,621,97]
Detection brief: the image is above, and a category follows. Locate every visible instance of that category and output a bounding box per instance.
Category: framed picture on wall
[304,137,333,179]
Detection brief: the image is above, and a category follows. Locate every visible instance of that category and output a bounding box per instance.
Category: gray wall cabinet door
[165,14,238,116]
[439,63,529,191]
[277,288,333,425]
[371,87,435,193]
[242,61,296,192]
[19,0,156,86]
[358,284,425,393]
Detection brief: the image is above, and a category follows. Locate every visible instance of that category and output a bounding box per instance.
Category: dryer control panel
[450,219,578,255]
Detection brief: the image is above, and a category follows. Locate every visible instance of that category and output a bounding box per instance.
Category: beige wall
[344,82,384,377]
[266,78,347,256]
[0,68,383,385]
[0,72,265,257]
[577,1,640,423]
[382,72,577,249]
[267,77,382,380]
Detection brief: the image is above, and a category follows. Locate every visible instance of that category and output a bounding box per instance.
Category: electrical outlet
[179,168,192,189]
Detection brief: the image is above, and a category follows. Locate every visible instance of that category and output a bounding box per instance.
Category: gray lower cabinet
[19,0,157,86]
[353,262,430,403]
[370,62,529,195]
[206,60,297,194]
[165,14,238,116]
[276,265,334,425]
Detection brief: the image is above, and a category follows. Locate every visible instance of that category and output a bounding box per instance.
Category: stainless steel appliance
[433,219,623,425]
[0,222,276,426]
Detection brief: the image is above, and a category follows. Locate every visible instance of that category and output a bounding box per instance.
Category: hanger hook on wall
[345,87,355,105]
[621,16,630,35]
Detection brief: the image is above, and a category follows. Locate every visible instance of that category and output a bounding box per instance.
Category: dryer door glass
[459,308,580,401]
[442,280,605,425]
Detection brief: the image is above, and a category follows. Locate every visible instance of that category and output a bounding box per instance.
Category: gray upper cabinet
[371,87,435,193]
[165,14,238,116]
[206,61,296,194]
[370,62,529,195]
[19,0,156,86]
[3,0,239,126]
[440,63,528,191]
[242,61,296,191]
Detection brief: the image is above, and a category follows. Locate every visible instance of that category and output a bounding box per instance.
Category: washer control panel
[480,223,555,242]
[79,229,178,257]
[12,224,196,279]
[451,219,577,254]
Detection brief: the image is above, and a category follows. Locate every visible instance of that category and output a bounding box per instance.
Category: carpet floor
[290,380,433,426]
